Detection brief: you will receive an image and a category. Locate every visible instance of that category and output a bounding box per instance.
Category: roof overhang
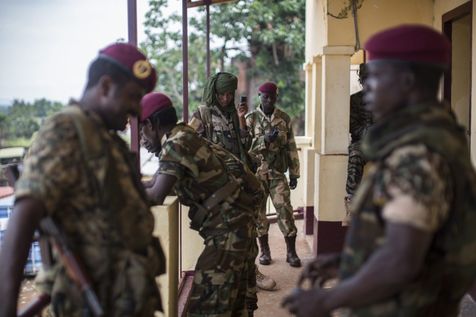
[187,0,236,9]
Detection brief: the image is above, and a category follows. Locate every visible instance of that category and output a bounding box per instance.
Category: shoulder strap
[198,105,213,139]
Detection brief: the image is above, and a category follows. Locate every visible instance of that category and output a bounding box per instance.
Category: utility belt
[190,178,240,232]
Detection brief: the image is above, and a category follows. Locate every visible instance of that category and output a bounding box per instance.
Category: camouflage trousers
[255,172,297,237]
[187,224,258,316]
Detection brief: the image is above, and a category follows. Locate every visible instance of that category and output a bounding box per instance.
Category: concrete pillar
[320,45,354,154]
[313,45,354,255]
[301,56,322,235]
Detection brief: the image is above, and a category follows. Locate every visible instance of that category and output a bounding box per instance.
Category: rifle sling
[190,178,239,231]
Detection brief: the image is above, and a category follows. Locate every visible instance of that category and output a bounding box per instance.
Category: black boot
[258,234,272,265]
[285,236,301,267]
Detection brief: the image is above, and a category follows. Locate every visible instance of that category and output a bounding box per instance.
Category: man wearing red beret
[140,92,264,316]
[190,72,277,291]
[246,82,301,268]
[283,24,476,316]
[0,43,163,317]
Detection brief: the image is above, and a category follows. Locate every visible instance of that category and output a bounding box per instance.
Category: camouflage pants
[187,225,258,316]
[255,172,297,238]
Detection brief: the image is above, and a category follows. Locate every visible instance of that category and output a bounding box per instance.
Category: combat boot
[285,236,301,267]
[258,234,272,265]
[255,266,277,291]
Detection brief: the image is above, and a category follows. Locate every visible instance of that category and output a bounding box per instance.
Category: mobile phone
[240,95,247,103]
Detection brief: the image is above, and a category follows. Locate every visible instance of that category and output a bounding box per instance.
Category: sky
[0,0,182,105]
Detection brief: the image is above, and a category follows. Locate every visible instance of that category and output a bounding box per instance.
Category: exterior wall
[433,0,476,166]
[304,0,462,255]
[152,196,180,317]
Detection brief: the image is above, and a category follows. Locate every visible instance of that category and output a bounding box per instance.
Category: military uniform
[246,106,300,238]
[15,105,163,317]
[189,104,250,166]
[346,90,373,197]
[341,102,476,316]
[157,123,261,316]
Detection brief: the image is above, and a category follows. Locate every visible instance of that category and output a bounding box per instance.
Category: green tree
[209,0,306,130]
[142,0,305,134]
[3,99,65,146]
[0,113,6,147]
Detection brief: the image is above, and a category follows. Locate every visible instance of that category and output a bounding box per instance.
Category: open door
[443,1,472,145]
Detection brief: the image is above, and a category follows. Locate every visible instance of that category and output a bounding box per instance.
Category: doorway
[443,1,472,143]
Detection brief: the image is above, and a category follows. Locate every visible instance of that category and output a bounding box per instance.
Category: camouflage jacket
[157,123,263,235]
[189,104,251,167]
[341,102,476,316]
[15,105,162,316]
[245,106,300,178]
[349,90,373,144]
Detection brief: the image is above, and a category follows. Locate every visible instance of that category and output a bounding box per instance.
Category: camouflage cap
[98,43,157,92]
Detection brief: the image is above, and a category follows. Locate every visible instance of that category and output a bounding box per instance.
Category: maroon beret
[98,43,157,92]
[140,92,173,122]
[258,82,278,95]
[365,24,450,67]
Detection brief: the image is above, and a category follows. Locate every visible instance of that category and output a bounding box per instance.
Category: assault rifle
[3,164,104,317]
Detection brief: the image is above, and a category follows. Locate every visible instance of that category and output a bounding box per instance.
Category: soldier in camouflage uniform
[190,72,277,291]
[283,25,476,317]
[189,72,250,166]
[246,82,301,268]
[140,92,263,316]
[344,64,373,225]
[0,43,164,317]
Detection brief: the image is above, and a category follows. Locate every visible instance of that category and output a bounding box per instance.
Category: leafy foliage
[142,0,305,134]
[1,99,64,147]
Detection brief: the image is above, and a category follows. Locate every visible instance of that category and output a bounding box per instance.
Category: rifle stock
[39,218,104,317]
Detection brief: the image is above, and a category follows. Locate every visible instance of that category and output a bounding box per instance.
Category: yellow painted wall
[306,0,434,61]
[152,196,179,317]
[306,0,326,61]
[354,0,433,45]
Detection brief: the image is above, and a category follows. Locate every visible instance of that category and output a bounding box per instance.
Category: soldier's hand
[298,253,340,288]
[237,102,248,118]
[264,128,279,143]
[289,177,298,190]
[282,287,331,317]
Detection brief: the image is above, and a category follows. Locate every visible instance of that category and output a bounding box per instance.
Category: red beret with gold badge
[98,43,157,92]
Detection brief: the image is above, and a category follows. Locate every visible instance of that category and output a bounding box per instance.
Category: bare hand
[282,287,331,317]
[298,253,340,288]
[237,102,248,118]
[264,127,279,143]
